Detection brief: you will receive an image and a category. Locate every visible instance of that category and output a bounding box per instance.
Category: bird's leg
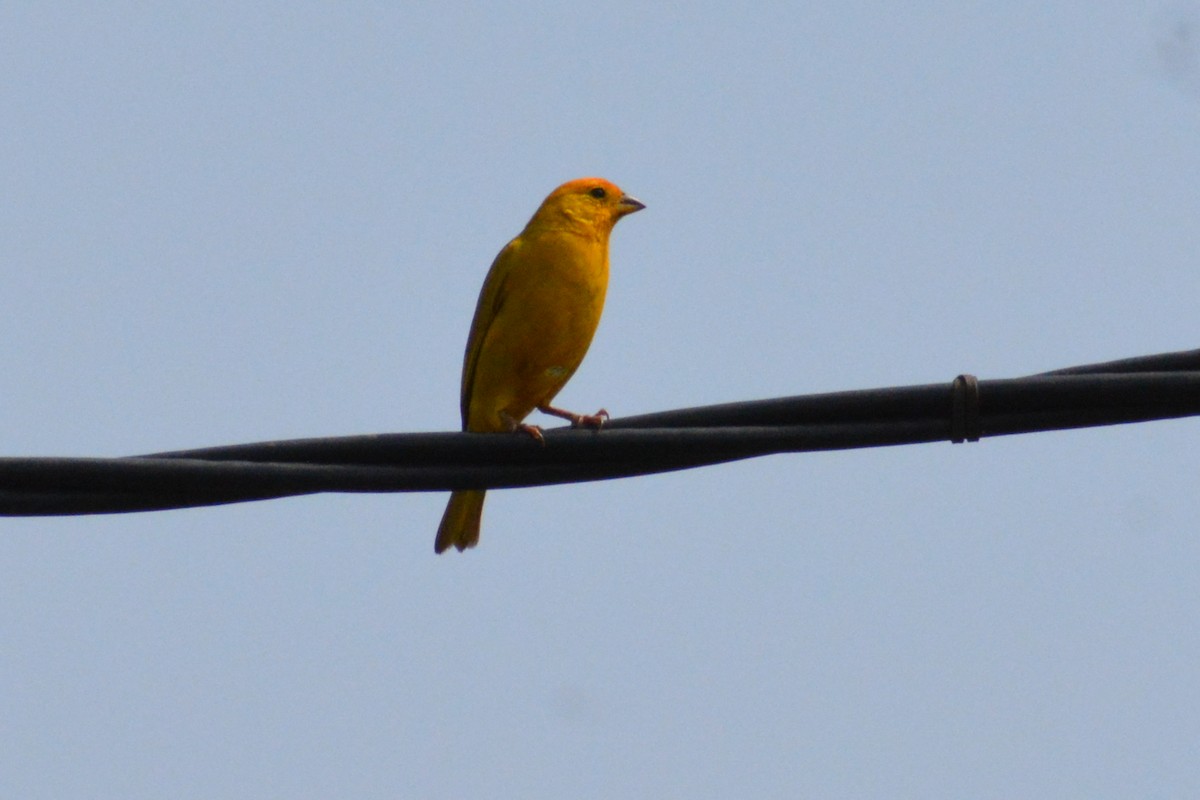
[537,404,610,429]
[500,411,544,444]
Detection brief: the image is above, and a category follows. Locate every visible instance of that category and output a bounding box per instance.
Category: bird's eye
[588,187,607,199]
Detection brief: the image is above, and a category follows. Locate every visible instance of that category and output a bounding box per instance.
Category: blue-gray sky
[3,3,1199,797]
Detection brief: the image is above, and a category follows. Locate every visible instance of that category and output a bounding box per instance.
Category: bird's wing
[459,238,520,427]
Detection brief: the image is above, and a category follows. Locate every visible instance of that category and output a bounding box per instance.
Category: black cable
[1,349,1196,516]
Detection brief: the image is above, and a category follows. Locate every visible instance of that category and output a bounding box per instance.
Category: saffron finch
[435,177,645,553]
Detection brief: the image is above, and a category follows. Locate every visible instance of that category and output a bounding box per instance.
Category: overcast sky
[3,3,1199,797]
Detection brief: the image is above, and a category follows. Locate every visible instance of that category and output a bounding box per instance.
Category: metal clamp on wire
[950,374,981,443]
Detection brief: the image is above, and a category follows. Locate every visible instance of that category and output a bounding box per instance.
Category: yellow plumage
[435,177,644,553]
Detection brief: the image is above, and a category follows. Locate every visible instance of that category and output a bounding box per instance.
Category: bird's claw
[500,412,546,445]
[518,423,545,444]
[572,408,609,429]
[536,403,609,430]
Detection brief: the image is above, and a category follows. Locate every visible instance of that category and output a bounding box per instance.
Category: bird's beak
[618,194,646,215]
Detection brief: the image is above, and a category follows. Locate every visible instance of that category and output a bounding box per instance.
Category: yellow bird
[435,177,645,553]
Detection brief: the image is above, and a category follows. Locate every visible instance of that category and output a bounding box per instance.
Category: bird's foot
[538,404,610,429]
[501,412,545,444]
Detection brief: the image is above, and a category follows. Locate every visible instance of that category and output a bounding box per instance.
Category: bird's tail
[435,490,486,553]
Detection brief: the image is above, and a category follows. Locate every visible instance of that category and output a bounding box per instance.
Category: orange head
[525,177,645,237]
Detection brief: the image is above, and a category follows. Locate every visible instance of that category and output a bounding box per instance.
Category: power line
[2,348,1197,516]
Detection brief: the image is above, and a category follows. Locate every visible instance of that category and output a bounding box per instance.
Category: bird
[435,177,645,553]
